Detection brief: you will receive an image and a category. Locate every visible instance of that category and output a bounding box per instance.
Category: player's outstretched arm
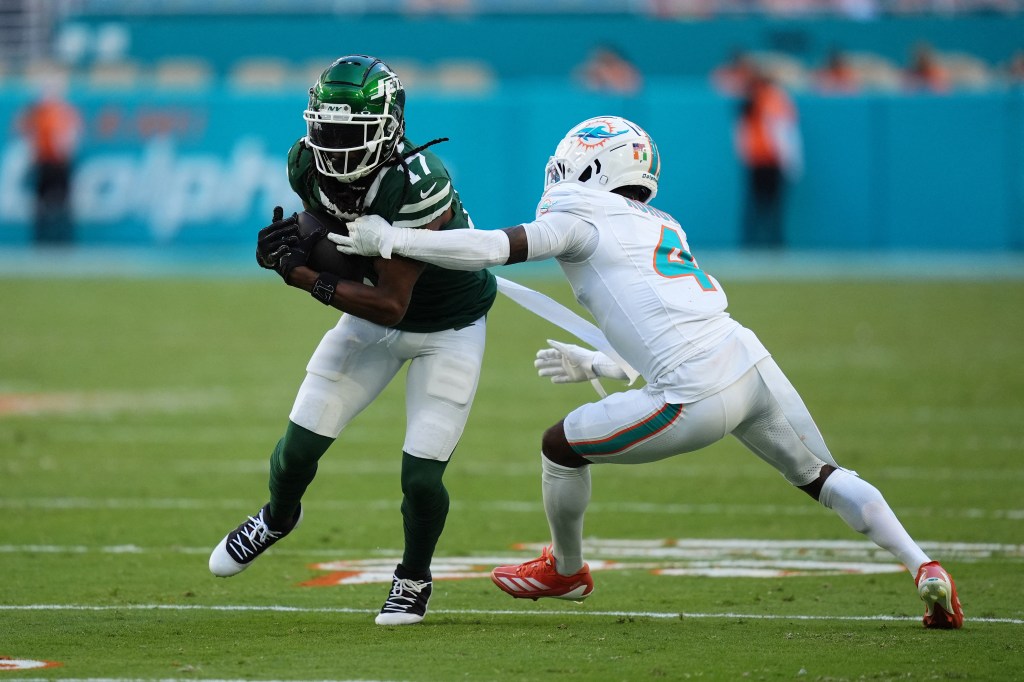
[329,214,518,270]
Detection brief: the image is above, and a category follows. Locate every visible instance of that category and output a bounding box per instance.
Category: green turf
[2,275,1022,681]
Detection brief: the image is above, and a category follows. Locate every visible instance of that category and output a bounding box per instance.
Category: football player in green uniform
[208,55,497,626]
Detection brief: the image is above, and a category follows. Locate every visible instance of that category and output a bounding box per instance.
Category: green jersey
[287,137,497,333]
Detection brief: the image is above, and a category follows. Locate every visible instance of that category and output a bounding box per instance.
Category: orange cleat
[491,546,594,601]
[916,561,964,629]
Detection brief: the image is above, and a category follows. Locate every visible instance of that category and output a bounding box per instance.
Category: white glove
[327,214,401,258]
[534,339,629,385]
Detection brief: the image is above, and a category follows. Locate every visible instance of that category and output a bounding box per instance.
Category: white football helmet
[544,116,660,202]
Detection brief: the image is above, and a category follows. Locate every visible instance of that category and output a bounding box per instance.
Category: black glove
[256,206,299,271]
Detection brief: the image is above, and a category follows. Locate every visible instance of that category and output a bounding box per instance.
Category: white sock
[541,454,590,576]
[819,469,931,575]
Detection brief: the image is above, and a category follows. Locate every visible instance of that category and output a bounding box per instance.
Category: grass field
[2,268,1023,681]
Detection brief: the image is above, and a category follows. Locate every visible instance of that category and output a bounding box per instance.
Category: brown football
[295,209,374,282]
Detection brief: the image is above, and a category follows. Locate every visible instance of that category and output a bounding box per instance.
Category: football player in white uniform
[331,116,963,629]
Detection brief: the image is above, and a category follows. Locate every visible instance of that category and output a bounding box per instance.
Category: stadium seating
[86,59,142,90]
[152,57,213,89]
[227,57,292,91]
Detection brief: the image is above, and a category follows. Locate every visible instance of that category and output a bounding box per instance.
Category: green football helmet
[304,55,405,182]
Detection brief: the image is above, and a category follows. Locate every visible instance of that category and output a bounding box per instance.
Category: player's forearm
[287,267,409,326]
[390,227,510,270]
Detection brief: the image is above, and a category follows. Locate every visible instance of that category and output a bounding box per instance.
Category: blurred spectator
[904,42,951,92]
[814,49,861,93]
[834,0,880,20]
[401,0,474,12]
[1004,50,1024,85]
[734,72,803,249]
[575,44,643,94]
[712,49,757,95]
[654,0,1020,16]
[17,84,83,245]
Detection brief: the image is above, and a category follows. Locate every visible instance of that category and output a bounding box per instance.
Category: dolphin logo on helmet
[573,124,630,147]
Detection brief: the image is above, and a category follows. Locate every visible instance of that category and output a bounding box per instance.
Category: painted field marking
[2,538,1022,562]
[0,675,391,679]
[9,446,1024,479]
[0,390,228,418]
[3,497,1024,521]
[302,556,907,587]
[0,657,60,670]
[1,603,1021,625]
[302,537,1023,586]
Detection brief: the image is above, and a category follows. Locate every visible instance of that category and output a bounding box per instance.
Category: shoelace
[380,578,430,612]
[227,512,284,561]
[517,549,556,578]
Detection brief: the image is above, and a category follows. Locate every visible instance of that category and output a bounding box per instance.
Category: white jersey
[523,184,769,403]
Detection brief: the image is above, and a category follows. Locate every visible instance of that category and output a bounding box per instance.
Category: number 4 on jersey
[653,225,716,291]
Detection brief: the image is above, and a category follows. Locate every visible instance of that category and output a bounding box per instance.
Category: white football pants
[289,313,487,461]
[562,356,839,485]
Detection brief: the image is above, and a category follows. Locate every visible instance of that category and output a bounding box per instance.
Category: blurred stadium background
[0,0,1022,258]
[2,5,1023,677]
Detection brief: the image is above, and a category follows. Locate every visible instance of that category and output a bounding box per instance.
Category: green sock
[268,421,333,524]
[399,452,450,576]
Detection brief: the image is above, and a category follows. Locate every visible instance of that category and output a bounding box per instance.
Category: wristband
[310,272,341,305]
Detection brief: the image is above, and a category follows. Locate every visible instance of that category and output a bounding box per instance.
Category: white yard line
[1,603,1021,625]
[2,538,1021,558]
[0,676,395,682]
[164,460,1024,479]
[3,496,1024,520]
[0,390,230,417]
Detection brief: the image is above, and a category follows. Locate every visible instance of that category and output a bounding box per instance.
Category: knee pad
[289,374,348,438]
[424,355,479,407]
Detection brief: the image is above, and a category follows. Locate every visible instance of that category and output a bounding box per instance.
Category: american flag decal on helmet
[632,142,648,161]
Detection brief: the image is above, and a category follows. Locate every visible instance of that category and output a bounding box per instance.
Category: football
[295,209,374,282]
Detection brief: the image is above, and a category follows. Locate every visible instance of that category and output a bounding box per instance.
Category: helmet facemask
[304,56,406,183]
[544,157,574,188]
[544,156,614,190]
[305,104,402,181]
